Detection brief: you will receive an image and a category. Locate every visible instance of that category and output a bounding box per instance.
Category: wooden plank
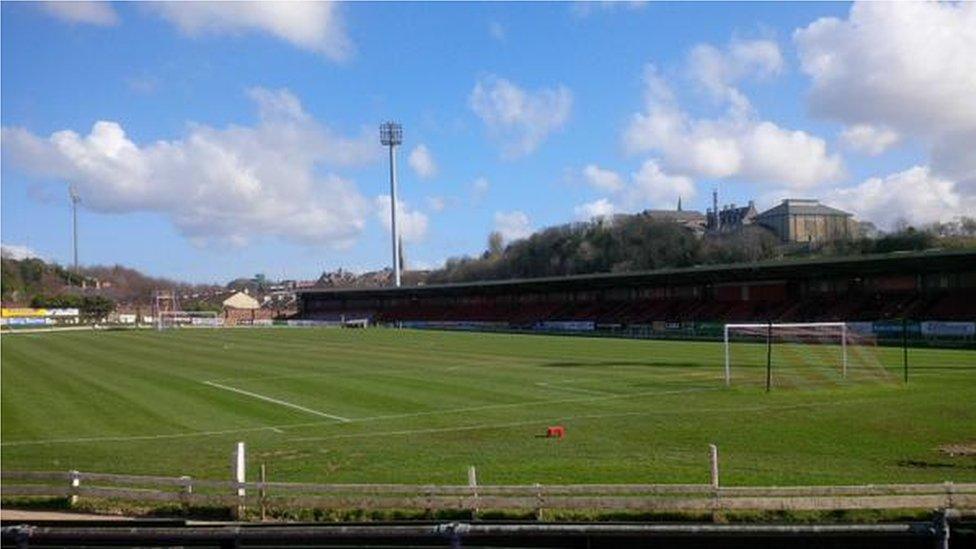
[74,472,189,487]
[718,484,976,497]
[75,487,182,502]
[1,485,73,497]
[236,483,716,496]
[1,471,71,482]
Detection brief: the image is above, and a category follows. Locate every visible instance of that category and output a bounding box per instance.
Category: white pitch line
[286,396,889,443]
[203,381,350,423]
[535,381,612,396]
[0,394,896,448]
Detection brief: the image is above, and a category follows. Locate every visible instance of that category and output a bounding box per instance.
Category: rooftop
[298,249,975,299]
[759,199,852,217]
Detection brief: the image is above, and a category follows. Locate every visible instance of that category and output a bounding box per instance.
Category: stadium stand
[298,251,976,328]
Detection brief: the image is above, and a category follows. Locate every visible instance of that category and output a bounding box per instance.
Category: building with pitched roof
[707,200,758,232]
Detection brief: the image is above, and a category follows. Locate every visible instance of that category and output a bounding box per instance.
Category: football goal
[723,322,889,389]
[156,311,222,331]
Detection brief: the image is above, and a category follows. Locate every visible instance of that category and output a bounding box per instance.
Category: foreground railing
[3,471,974,519]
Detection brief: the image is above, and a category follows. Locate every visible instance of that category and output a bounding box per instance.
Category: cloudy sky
[2,1,974,282]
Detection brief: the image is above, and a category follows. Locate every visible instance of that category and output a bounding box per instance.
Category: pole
[765,320,772,393]
[709,444,719,489]
[233,442,246,519]
[468,466,478,520]
[260,463,267,522]
[902,317,909,383]
[72,197,78,273]
[388,143,401,288]
[723,326,731,387]
[841,323,848,378]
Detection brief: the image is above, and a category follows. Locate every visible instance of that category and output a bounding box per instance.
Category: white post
[69,470,81,506]
[235,441,246,497]
[233,441,246,518]
[468,465,479,519]
[841,323,848,378]
[723,325,731,386]
[709,444,719,489]
[179,475,193,509]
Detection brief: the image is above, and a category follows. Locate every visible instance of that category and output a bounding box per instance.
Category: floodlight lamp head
[69,184,81,203]
[379,121,403,146]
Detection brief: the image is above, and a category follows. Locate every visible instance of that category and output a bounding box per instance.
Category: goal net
[723,322,890,389]
[157,311,222,330]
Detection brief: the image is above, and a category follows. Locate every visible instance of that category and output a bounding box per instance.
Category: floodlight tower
[380,121,403,287]
[69,184,81,273]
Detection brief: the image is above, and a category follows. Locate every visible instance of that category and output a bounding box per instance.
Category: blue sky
[3,1,974,283]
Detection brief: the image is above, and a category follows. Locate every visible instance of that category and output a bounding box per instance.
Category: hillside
[425,214,976,284]
[0,253,217,307]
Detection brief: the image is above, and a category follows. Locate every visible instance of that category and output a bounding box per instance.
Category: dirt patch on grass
[939,441,976,457]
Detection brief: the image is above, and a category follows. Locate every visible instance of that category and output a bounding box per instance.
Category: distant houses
[642,195,857,244]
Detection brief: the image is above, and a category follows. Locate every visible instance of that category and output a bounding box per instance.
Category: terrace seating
[371,288,972,326]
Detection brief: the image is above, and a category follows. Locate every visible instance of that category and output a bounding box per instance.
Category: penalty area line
[202,381,350,423]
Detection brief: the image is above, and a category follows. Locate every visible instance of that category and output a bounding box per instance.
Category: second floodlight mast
[69,184,81,274]
[380,121,403,287]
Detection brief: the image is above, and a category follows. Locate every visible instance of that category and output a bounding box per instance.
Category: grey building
[755,199,856,243]
[707,200,758,231]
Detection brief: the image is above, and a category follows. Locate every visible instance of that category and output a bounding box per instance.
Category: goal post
[157,310,222,330]
[724,322,857,388]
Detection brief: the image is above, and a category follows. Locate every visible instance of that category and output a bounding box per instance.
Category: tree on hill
[30,294,115,321]
[425,213,976,285]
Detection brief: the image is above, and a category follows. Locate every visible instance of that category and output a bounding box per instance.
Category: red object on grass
[546,425,566,438]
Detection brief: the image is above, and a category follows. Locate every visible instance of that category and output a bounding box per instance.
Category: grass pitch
[1,328,974,486]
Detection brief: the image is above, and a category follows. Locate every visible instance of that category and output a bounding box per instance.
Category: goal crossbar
[723,322,848,386]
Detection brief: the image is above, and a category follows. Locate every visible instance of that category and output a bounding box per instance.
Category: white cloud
[688,39,783,101]
[626,160,696,209]
[1,244,43,261]
[623,65,843,189]
[494,210,533,242]
[574,160,695,219]
[582,164,624,192]
[795,2,976,138]
[38,1,118,26]
[574,198,615,221]
[839,124,900,156]
[426,196,446,212]
[374,196,429,243]
[795,1,976,202]
[827,166,974,230]
[570,1,647,18]
[407,144,438,179]
[471,177,490,201]
[150,1,351,61]
[469,75,572,158]
[488,20,506,42]
[125,74,160,95]
[2,88,378,248]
